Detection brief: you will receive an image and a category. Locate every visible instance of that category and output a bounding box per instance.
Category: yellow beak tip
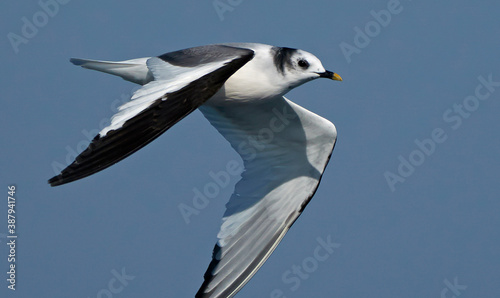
[332,73,343,81]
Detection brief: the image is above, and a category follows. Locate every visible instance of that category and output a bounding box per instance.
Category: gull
[48,43,342,297]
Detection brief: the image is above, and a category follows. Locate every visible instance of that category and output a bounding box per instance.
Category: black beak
[318,70,342,81]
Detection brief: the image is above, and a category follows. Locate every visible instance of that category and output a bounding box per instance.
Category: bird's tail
[70,57,153,85]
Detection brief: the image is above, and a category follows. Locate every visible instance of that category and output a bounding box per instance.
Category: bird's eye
[298,59,309,68]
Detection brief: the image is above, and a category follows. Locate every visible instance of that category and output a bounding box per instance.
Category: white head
[271,47,342,91]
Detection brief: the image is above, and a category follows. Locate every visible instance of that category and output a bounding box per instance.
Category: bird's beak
[318,70,343,81]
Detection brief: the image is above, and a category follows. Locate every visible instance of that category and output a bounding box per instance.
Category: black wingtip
[195,243,221,298]
[48,175,64,187]
[69,58,85,66]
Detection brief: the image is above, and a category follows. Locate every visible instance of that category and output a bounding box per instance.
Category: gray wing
[49,46,254,186]
[196,96,337,297]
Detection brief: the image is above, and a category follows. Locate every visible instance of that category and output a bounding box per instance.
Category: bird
[48,43,342,297]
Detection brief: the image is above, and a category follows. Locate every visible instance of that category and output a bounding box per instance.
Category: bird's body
[49,43,342,297]
[211,43,289,102]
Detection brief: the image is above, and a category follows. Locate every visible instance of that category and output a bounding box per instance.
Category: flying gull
[48,43,342,297]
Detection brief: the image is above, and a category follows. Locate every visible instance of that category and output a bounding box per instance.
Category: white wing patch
[99,58,236,137]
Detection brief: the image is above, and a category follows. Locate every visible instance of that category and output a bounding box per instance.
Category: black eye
[298,59,309,68]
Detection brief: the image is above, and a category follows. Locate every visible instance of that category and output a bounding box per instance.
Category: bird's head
[273,47,342,90]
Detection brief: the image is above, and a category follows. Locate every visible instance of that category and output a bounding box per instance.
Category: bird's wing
[49,46,254,186]
[196,96,337,298]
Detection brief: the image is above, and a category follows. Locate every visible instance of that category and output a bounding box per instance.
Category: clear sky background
[1,0,499,297]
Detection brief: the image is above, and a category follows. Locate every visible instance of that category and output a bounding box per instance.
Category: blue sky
[1,0,499,297]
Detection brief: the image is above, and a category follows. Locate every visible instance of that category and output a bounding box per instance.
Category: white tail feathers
[69,57,153,85]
